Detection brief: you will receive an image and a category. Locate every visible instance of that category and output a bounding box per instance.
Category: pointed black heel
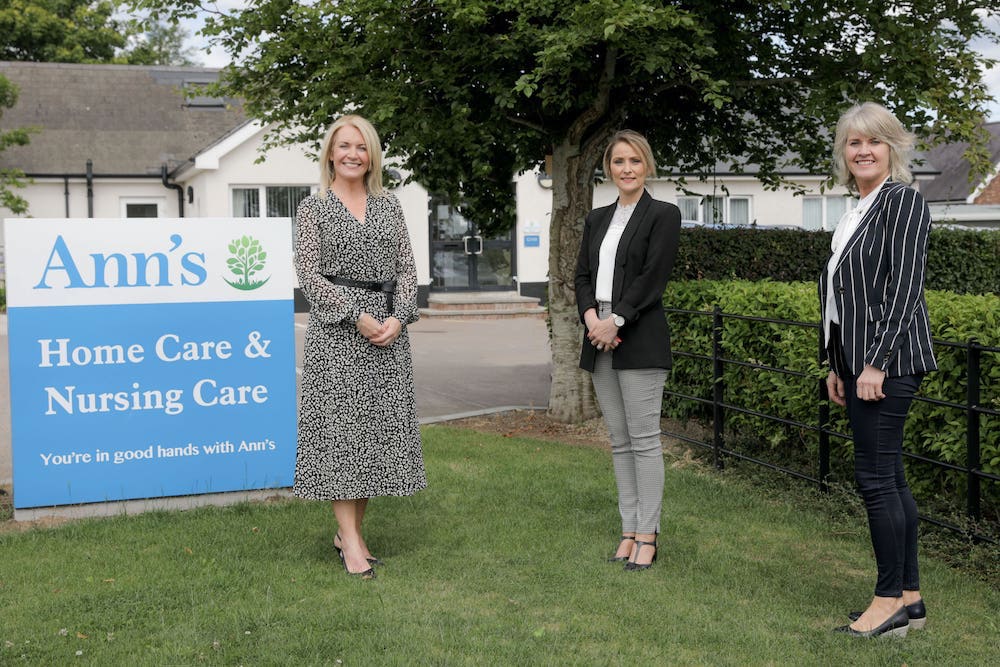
[334,532,384,566]
[608,535,636,563]
[624,539,657,571]
[338,549,376,580]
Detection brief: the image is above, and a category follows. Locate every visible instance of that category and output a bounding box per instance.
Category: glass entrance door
[429,198,513,291]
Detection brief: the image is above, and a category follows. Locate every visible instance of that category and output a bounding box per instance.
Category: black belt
[324,275,396,314]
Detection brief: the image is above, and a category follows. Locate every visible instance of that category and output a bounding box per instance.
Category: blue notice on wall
[523,234,540,247]
[3,218,297,509]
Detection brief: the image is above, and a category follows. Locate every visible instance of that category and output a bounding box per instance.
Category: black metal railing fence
[662,306,999,544]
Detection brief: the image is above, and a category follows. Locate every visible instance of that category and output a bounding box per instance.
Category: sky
[183,7,1000,123]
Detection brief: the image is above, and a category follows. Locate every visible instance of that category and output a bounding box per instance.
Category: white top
[595,202,636,303]
[824,178,886,345]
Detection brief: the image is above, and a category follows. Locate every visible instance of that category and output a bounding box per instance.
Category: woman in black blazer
[575,130,681,571]
[820,103,937,638]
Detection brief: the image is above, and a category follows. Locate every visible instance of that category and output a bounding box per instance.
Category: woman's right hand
[356,313,382,340]
[826,371,846,407]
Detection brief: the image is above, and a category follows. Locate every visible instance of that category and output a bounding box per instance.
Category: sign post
[3,218,296,510]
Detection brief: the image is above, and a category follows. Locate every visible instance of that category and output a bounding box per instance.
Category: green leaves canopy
[0,0,129,63]
[134,0,997,232]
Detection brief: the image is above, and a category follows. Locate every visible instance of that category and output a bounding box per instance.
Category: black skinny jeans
[843,372,922,598]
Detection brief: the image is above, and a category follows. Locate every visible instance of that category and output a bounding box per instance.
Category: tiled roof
[921,123,1000,203]
[0,61,246,176]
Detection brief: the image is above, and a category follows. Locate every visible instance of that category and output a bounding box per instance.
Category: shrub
[673,226,1000,294]
[663,279,1000,524]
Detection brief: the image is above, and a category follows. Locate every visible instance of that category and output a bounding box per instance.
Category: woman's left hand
[856,364,886,401]
[586,317,620,352]
[369,316,403,347]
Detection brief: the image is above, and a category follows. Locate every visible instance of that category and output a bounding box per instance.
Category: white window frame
[802,195,856,231]
[676,195,753,226]
[229,185,315,219]
[119,197,165,219]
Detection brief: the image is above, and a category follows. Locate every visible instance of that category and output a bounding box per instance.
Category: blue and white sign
[3,218,296,509]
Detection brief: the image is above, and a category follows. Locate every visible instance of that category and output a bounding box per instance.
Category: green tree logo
[224,235,270,290]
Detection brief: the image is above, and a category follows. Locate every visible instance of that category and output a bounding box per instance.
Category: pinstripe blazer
[818,181,937,379]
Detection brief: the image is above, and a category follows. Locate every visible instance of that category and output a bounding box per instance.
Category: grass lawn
[1,425,998,665]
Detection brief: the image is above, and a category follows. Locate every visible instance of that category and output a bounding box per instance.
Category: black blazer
[575,190,681,372]
[819,181,937,378]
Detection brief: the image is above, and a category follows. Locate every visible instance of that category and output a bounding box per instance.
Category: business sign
[3,218,296,509]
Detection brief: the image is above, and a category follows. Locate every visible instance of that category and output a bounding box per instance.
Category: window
[232,186,312,235]
[120,198,164,218]
[677,196,700,221]
[233,188,261,217]
[677,195,752,225]
[803,195,855,231]
[183,81,226,109]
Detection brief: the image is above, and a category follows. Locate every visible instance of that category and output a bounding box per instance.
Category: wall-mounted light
[537,153,554,189]
[187,186,194,204]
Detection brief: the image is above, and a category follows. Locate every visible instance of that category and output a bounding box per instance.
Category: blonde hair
[833,102,915,192]
[318,114,385,196]
[602,130,657,181]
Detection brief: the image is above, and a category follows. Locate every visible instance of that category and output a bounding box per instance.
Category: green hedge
[663,279,1000,522]
[673,227,1000,295]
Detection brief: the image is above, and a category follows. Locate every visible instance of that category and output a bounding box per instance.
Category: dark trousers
[843,372,922,597]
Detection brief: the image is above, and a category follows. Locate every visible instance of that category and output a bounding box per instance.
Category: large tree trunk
[546,131,614,422]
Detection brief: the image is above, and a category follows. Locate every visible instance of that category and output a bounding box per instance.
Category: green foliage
[0,74,32,214]
[129,0,1000,224]
[664,280,1000,526]
[924,227,1000,295]
[674,226,1000,295]
[123,17,200,66]
[0,0,130,63]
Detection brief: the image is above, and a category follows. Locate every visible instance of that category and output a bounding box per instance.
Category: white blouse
[595,202,636,302]
[824,178,886,345]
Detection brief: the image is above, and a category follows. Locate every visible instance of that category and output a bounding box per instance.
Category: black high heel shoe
[624,539,657,571]
[334,533,384,566]
[849,599,926,630]
[338,549,376,580]
[834,607,909,638]
[608,535,636,563]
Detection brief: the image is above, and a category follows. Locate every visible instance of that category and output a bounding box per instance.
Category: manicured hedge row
[663,279,1000,519]
[673,227,1000,295]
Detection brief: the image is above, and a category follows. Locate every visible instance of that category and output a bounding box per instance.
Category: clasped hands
[584,309,620,352]
[356,313,402,347]
[826,364,886,407]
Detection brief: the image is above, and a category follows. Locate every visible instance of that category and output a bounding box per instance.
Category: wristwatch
[611,313,625,327]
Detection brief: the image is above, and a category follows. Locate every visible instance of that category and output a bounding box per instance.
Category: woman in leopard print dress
[293,115,426,578]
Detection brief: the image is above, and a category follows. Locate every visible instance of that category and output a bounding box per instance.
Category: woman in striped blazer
[820,103,937,638]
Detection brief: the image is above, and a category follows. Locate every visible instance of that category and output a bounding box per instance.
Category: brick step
[421,291,546,320]
[418,307,547,320]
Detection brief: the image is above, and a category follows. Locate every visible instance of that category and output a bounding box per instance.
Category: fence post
[712,305,725,470]
[818,333,830,493]
[966,338,981,521]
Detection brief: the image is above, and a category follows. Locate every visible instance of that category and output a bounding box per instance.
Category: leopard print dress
[292,191,426,500]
